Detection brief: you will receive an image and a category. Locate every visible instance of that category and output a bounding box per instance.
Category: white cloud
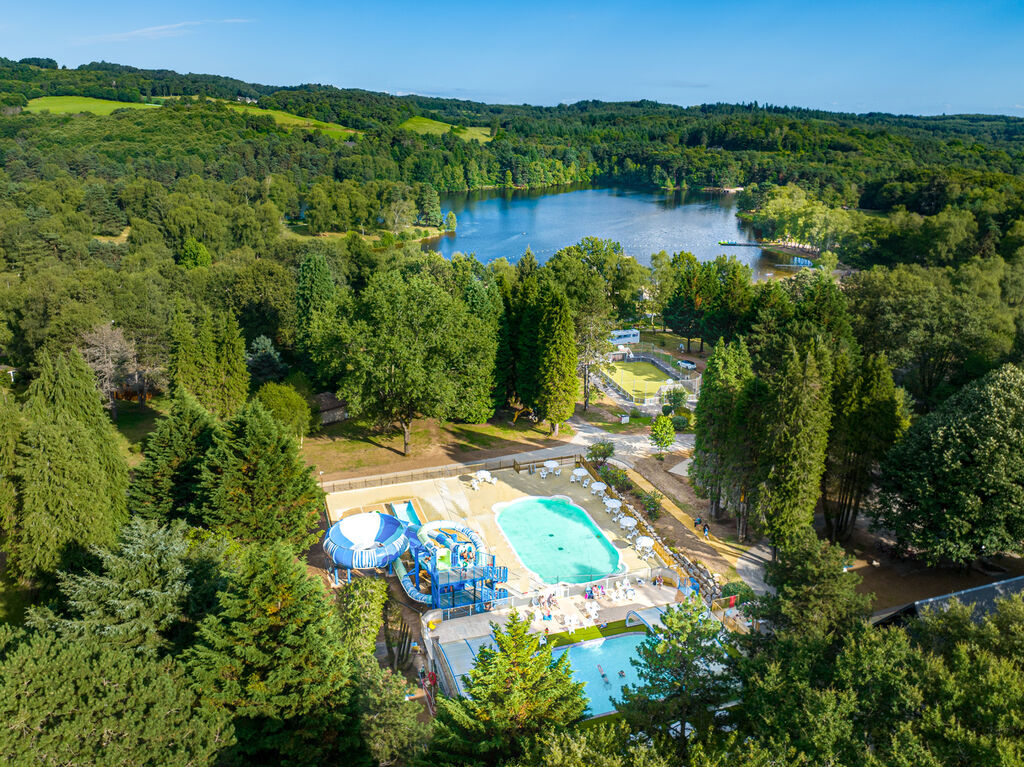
[77,18,252,44]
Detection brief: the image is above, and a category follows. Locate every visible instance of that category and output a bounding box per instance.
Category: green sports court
[606,360,673,401]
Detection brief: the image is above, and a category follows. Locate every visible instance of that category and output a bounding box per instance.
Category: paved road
[510,416,694,468]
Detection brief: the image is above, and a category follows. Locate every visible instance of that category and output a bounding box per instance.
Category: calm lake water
[427,186,781,277]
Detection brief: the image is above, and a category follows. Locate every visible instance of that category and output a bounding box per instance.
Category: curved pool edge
[493,494,625,588]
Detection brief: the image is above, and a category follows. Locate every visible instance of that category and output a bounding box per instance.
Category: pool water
[553,632,646,716]
[494,496,621,584]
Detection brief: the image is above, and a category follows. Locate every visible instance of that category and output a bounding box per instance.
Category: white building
[609,328,640,345]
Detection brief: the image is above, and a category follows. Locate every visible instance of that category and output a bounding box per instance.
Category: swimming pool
[494,496,622,584]
[553,631,646,716]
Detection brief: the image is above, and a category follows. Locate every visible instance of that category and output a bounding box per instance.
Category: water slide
[323,512,409,570]
[414,520,485,567]
[393,557,432,605]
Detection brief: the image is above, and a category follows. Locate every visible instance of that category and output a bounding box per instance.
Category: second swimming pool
[553,631,647,716]
[494,495,622,584]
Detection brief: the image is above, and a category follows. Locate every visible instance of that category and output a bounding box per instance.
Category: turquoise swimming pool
[553,631,646,716]
[494,496,621,584]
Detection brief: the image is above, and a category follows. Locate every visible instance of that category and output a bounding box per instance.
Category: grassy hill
[24,96,160,115]
[399,115,492,142]
[221,101,359,139]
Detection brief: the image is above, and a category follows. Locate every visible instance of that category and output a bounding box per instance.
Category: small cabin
[609,328,640,345]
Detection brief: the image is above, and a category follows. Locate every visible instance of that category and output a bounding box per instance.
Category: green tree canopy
[616,597,734,761]
[128,390,218,524]
[649,414,676,455]
[195,400,322,550]
[0,630,232,765]
[3,351,129,581]
[535,288,579,436]
[433,609,586,765]
[876,363,1024,564]
[186,542,351,763]
[255,380,313,443]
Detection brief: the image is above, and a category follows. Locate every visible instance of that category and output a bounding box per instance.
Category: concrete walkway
[508,416,694,469]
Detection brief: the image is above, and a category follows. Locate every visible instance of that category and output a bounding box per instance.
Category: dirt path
[627,457,736,579]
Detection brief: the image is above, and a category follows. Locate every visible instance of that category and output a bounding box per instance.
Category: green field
[221,101,358,139]
[399,115,492,142]
[608,360,673,401]
[24,96,160,115]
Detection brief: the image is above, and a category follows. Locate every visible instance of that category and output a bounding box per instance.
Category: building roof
[874,574,1024,627]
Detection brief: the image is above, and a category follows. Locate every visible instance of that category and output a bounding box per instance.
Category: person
[703,523,710,540]
[618,670,626,678]
[694,516,702,529]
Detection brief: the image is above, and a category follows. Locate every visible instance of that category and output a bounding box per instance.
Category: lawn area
[302,415,575,478]
[399,116,492,142]
[24,96,161,115]
[542,618,647,648]
[111,397,171,466]
[221,101,359,139]
[607,360,673,401]
[0,575,32,625]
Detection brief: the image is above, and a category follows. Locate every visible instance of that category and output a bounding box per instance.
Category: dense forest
[1,58,1023,765]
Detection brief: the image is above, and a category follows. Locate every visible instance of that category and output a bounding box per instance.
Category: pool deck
[324,468,660,597]
[429,580,681,646]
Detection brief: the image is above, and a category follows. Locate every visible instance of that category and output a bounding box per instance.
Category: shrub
[629,407,643,419]
[586,439,615,465]
[720,581,757,604]
[662,404,673,416]
[597,464,633,494]
[637,489,663,519]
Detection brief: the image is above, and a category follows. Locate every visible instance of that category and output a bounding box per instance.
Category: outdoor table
[572,467,588,478]
[475,470,492,482]
[620,516,638,529]
[543,460,559,470]
[590,482,607,493]
[604,498,622,510]
[636,536,654,549]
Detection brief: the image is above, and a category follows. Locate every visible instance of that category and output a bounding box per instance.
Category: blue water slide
[417,521,486,565]
[323,513,409,570]
[394,557,432,604]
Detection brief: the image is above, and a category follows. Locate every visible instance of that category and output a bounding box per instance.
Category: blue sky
[2,0,1023,115]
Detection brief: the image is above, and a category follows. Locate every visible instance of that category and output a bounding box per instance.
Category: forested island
[0,56,1023,766]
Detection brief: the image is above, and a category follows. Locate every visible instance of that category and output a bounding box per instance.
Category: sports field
[399,115,492,142]
[24,96,160,115]
[607,360,673,401]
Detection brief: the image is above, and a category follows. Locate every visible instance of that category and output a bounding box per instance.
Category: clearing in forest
[24,96,160,115]
[399,115,492,142]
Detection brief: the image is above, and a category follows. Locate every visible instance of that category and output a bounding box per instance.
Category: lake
[427,186,782,277]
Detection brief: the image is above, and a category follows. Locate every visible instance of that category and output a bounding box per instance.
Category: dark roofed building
[874,574,1024,627]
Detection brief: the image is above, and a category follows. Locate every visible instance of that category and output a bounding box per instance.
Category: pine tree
[246,334,287,385]
[822,351,908,541]
[754,342,833,550]
[433,610,586,764]
[617,598,733,761]
[295,251,336,353]
[195,400,321,550]
[336,576,389,662]
[355,664,430,767]
[35,518,226,656]
[169,306,202,394]
[0,389,20,545]
[0,631,233,765]
[535,289,579,436]
[210,310,249,419]
[128,390,218,523]
[5,352,129,581]
[513,250,542,408]
[186,543,350,763]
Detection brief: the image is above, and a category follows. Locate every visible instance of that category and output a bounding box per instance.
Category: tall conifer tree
[186,543,350,763]
[129,390,218,524]
[4,352,129,581]
[535,289,579,436]
[194,400,321,550]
